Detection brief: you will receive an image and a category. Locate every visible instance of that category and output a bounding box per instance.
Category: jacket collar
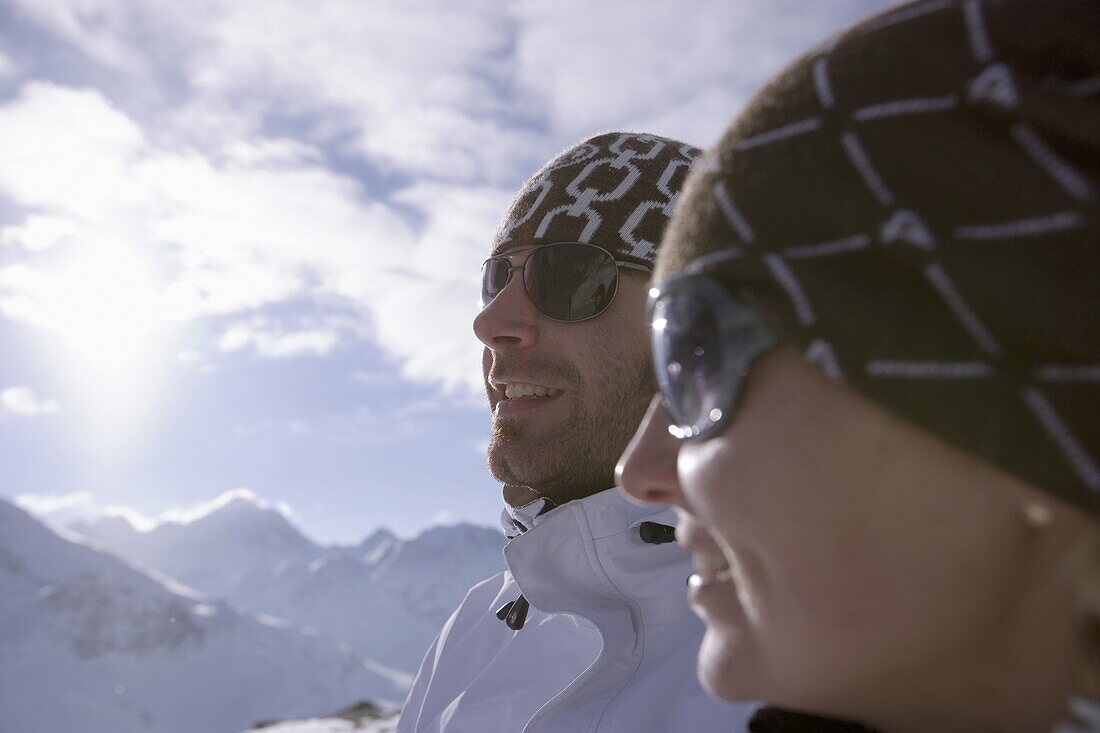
[499,497,556,539]
[502,487,686,626]
[501,487,673,538]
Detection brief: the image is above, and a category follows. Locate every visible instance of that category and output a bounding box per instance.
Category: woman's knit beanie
[660,0,1100,515]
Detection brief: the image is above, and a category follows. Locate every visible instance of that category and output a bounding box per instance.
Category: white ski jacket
[396,487,755,733]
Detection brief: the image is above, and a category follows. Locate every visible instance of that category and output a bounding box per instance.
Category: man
[396,132,755,732]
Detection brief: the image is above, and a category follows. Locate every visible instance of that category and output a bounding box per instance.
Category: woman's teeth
[692,551,730,575]
[504,383,560,399]
[688,551,733,590]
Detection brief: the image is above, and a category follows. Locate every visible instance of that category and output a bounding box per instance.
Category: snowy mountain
[0,499,410,733]
[245,522,508,671]
[70,491,508,672]
[71,489,327,600]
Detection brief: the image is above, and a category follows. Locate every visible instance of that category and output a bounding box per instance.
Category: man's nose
[617,395,686,508]
[472,271,539,350]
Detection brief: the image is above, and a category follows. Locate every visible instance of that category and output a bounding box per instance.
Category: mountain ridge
[67,491,508,672]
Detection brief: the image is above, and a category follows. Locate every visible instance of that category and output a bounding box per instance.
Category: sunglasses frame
[647,271,777,441]
[480,242,651,323]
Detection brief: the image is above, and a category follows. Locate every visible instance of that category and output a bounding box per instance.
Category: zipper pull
[504,594,529,630]
[639,521,676,545]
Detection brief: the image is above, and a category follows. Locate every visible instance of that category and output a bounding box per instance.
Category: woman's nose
[617,394,687,508]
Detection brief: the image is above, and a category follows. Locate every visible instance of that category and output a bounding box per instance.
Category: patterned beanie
[491,132,702,267]
[659,0,1100,515]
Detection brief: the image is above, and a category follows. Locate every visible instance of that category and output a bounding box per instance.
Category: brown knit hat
[659,0,1100,515]
[492,132,702,267]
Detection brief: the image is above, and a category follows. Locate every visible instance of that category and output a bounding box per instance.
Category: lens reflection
[480,258,512,308]
[652,293,723,435]
[527,244,617,321]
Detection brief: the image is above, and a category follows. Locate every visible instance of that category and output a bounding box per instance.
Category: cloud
[0,0,896,398]
[13,491,155,531]
[14,492,157,534]
[14,490,92,516]
[0,81,491,392]
[235,402,424,445]
[0,215,83,253]
[185,0,544,185]
[100,505,160,532]
[218,320,341,359]
[350,370,397,387]
[5,0,890,178]
[233,418,315,437]
[430,510,456,526]
[177,350,217,375]
[12,487,301,533]
[0,386,61,416]
[7,0,544,184]
[510,0,887,147]
[157,487,295,524]
[0,48,17,80]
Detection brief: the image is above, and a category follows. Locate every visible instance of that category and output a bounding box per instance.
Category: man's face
[473,245,655,505]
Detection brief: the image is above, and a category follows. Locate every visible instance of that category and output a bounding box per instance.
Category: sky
[0,0,895,544]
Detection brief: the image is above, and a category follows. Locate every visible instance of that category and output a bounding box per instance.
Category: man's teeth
[504,383,560,399]
[692,551,730,575]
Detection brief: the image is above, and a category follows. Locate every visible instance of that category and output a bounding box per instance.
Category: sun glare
[12,239,176,448]
[38,242,164,373]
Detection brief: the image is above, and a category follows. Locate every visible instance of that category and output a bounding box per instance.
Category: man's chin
[487,441,525,484]
[487,439,549,491]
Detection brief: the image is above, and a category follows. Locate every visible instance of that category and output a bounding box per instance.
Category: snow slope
[0,499,409,733]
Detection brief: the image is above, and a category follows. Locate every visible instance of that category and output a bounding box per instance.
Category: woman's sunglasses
[480,242,651,323]
[647,272,777,440]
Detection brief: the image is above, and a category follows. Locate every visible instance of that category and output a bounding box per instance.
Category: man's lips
[489,378,564,417]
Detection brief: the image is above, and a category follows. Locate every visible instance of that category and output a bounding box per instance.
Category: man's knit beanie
[491,132,701,267]
[659,0,1100,515]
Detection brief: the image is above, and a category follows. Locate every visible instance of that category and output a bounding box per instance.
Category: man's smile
[503,382,561,399]
[492,379,565,417]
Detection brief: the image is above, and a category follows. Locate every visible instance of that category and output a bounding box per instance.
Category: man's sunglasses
[480,242,651,323]
[647,272,776,441]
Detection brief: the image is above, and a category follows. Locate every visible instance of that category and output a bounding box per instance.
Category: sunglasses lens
[525,243,618,321]
[480,258,512,308]
[651,293,725,437]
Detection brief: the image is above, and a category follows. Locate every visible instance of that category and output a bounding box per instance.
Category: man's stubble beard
[487,354,656,506]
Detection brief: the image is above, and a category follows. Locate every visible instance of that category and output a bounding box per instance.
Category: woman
[617,1,1100,731]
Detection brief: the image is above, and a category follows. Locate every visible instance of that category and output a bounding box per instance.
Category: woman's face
[617,343,1042,715]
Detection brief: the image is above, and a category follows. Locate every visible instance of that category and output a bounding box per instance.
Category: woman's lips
[679,520,736,603]
[688,550,732,590]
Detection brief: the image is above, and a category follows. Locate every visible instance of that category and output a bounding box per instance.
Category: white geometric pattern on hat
[499,132,700,263]
[621,156,696,262]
